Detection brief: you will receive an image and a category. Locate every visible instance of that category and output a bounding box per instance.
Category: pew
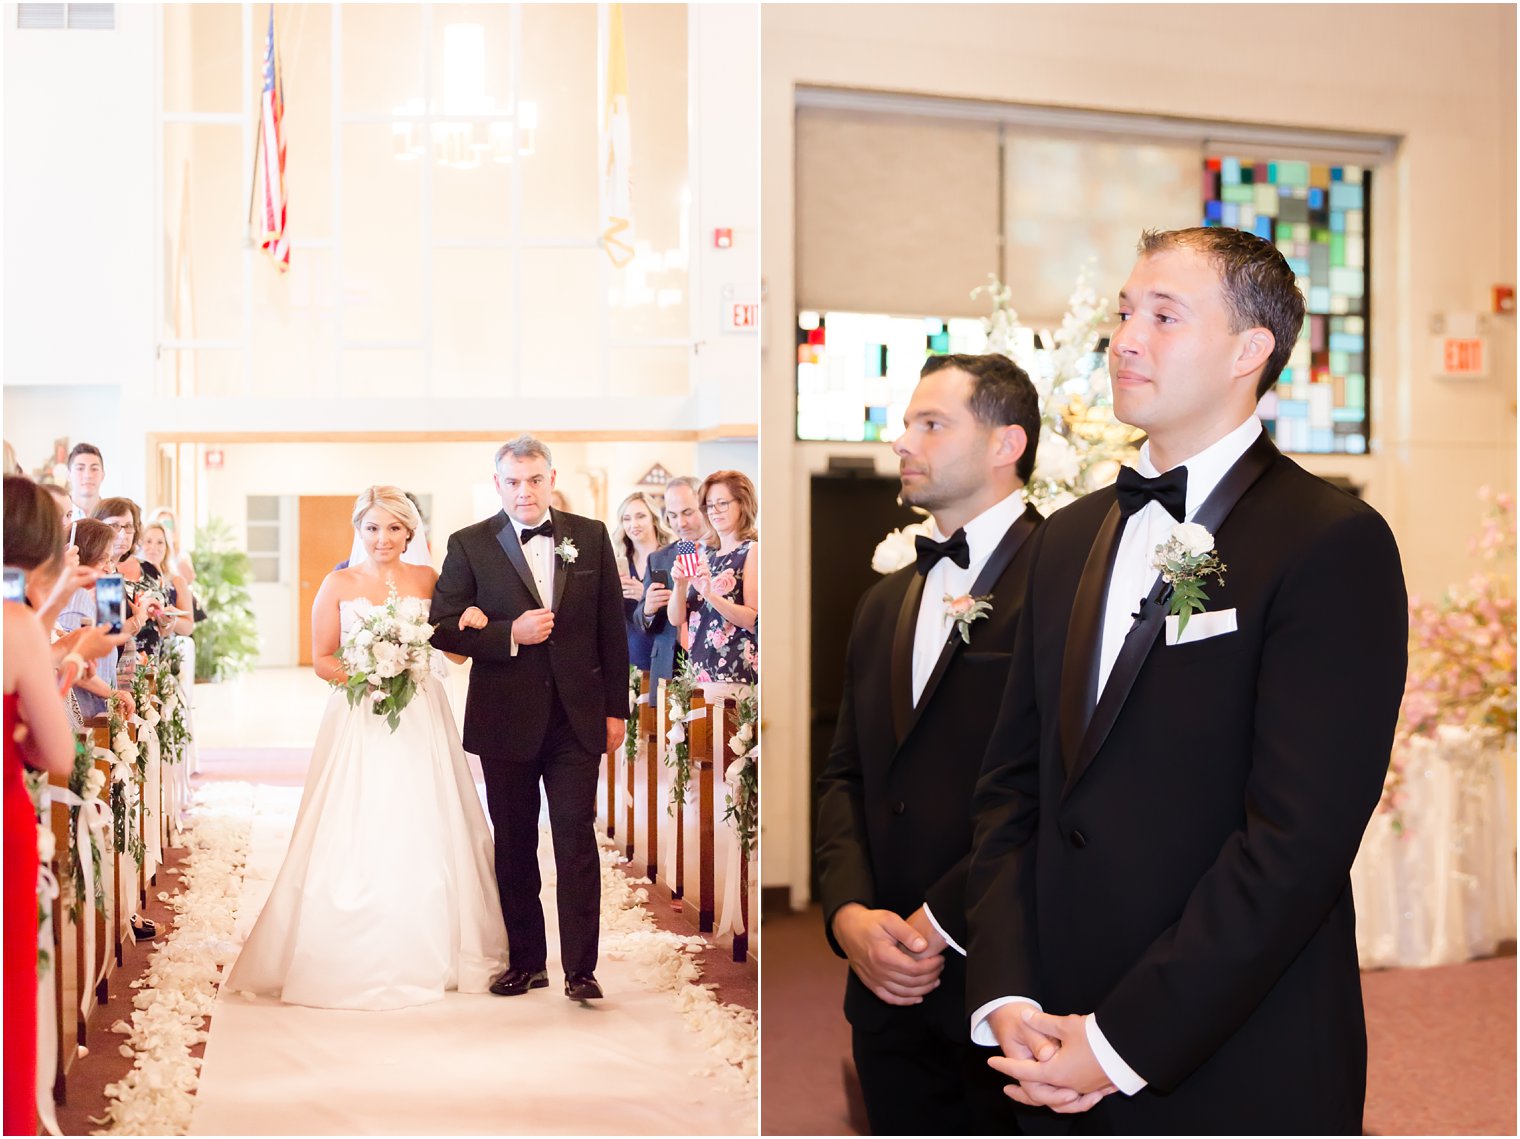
[46,772,79,1095]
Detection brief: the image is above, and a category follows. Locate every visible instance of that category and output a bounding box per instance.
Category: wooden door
[298,496,359,665]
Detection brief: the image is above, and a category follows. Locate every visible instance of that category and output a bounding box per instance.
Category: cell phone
[649,569,671,589]
[95,573,125,634]
[2,567,25,604]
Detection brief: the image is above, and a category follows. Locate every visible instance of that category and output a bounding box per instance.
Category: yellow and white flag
[600,3,634,268]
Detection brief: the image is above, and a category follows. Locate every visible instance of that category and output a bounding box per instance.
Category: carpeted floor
[761,903,1517,1136]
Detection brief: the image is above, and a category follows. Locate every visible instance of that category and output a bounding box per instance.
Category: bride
[226,487,508,1010]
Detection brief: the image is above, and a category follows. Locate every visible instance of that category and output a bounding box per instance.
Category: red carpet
[762,903,1517,1136]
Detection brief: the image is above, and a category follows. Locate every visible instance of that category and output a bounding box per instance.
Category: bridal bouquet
[336,586,437,731]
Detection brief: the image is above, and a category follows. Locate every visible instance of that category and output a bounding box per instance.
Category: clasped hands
[984,1002,1117,1114]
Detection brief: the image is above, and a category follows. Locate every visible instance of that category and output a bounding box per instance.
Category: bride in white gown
[226,486,509,1010]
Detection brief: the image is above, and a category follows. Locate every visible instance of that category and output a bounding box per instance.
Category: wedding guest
[44,482,73,529]
[611,491,671,672]
[3,477,86,1138]
[95,497,178,659]
[137,523,195,638]
[669,471,758,697]
[67,442,105,521]
[146,507,197,585]
[639,477,708,686]
[56,519,139,722]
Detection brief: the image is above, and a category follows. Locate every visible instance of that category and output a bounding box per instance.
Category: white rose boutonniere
[871,521,933,575]
[556,538,579,565]
[1151,523,1227,636]
[944,593,994,644]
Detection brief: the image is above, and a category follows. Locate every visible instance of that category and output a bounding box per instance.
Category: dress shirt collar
[1136,416,1263,519]
[508,509,552,540]
[927,490,1027,566]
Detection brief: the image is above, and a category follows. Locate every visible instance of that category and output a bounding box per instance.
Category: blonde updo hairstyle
[351,486,422,544]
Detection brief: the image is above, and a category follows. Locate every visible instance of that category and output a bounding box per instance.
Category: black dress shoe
[564,972,603,1000]
[489,967,548,997]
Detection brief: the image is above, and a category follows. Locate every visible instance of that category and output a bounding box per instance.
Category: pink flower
[946,594,977,618]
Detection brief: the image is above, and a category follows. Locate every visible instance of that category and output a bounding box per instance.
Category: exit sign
[1435,336,1488,378]
[723,300,759,333]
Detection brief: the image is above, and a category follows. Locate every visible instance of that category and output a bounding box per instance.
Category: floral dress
[686,541,757,685]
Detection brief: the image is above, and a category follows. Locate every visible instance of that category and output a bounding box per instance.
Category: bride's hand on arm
[310,574,348,685]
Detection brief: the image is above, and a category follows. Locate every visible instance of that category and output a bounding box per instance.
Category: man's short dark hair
[919,353,1041,483]
[1139,227,1306,398]
[68,442,103,466]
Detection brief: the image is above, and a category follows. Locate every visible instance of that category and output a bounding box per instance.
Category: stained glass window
[1203,157,1371,454]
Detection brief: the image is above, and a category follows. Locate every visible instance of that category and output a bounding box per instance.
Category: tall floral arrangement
[1383,487,1517,820]
[664,658,698,813]
[723,689,759,862]
[976,267,1143,518]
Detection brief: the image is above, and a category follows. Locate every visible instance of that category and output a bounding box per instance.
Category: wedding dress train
[225,598,508,1010]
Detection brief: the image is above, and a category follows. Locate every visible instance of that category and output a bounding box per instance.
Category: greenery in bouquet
[975,267,1144,518]
[722,689,759,863]
[190,517,260,682]
[663,658,698,813]
[335,585,437,732]
[27,769,53,970]
[1385,487,1517,821]
[626,665,642,765]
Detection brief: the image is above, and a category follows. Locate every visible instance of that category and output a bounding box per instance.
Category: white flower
[871,521,933,575]
[736,722,754,743]
[84,767,107,801]
[354,629,374,647]
[38,826,55,863]
[557,538,579,564]
[727,734,747,755]
[1032,431,1080,484]
[1172,522,1215,558]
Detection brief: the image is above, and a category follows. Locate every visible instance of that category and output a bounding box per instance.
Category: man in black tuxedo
[431,435,629,1002]
[965,227,1407,1133]
[815,354,1045,1134]
[637,476,707,685]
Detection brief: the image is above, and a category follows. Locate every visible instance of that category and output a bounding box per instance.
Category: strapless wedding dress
[226,598,508,1010]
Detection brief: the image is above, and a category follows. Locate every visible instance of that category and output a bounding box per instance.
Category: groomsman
[638,476,707,684]
[965,227,1407,1132]
[66,442,105,523]
[815,354,1044,1134]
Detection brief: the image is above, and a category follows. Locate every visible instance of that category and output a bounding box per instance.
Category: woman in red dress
[4,475,90,1136]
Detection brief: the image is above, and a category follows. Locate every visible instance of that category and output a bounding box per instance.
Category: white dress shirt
[968,416,1263,1096]
[911,491,1025,956]
[507,512,556,657]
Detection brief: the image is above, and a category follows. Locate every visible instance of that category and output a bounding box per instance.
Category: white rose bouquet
[335,586,437,732]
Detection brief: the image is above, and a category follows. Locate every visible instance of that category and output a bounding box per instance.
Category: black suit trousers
[480,680,602,977]
[852,1021,1026,1136]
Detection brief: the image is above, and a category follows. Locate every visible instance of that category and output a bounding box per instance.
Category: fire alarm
[1494,286,1515,315]
[713,228,733,249]
[204,448,224,469]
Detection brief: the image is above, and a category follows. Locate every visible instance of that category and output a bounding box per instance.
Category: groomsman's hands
[987,1007,1114,1114]
[904,905,947,955]
[606,717,626,757]
[831,903,945,1006]
[511,608,554,645]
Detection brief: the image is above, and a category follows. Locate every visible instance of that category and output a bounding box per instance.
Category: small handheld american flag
[672,540,704,579]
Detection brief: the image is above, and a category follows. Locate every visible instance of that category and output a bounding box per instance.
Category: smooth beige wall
[760,4,1518,901]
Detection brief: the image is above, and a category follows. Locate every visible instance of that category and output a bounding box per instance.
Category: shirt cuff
[1085,1014,1146,1096]
[968,995,1043,1047]
[509,631,519,658]
[921,903,965,957]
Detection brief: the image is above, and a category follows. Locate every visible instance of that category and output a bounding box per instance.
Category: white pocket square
[1165,607,1237,646]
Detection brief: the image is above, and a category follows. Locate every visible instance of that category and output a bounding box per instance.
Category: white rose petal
[1172,522,1215,558]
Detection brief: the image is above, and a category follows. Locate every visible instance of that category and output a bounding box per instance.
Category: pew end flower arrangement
[664,659,699,814]
[1385,487,1516,828]
[723,690,759,863]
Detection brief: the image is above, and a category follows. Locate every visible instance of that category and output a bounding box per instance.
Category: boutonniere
[556,538,579,565]
[944,593,993,643]
[1152,522,1227,636]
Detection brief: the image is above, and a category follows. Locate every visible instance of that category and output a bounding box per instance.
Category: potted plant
[190,517,260,682]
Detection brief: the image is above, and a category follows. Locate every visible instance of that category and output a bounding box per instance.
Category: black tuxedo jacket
[431,508,630,761]
[816,504,1043,1040]
[636,542,682,684]
[966,435,1407,1133]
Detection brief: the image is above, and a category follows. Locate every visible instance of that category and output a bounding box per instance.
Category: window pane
[246,495,280,523]
[275,4,333,241]
[159,349,243,399]
[608,345,689,399]
[520,248,600,396]
[163,123,246,343]
[429,4,515,115]
[252,250,337,398]
[432,127,514,240]
[341,349,424,398]
[340,3,423,115]
[163,4,242,113]
[432,249,513,397]
[519,4,597,238]
[341,124,424,340]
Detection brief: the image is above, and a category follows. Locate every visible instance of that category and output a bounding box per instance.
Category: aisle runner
[189,784,756,1136]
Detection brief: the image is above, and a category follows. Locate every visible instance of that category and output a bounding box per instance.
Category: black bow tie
[519,519,554,544]
[1115,466,1188,523]
[914,529,970,574]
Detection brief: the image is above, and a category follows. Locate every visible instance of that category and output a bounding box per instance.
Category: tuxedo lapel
[550,509,568,612]
[493,511,545,608]
[904,505,1042,742]
[889,572,923,745]
[1058,503,1125,778]
[1061,429,1280,800]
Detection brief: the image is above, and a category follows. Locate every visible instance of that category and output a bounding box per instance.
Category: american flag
[672,539,704,579]
[251,6,289,271]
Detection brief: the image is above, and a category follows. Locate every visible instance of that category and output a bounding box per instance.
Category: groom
[432,435,629,1001]
[965,227,1407,1131]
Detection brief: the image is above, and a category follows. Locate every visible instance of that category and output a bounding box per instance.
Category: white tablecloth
[1351,726,1516,968]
